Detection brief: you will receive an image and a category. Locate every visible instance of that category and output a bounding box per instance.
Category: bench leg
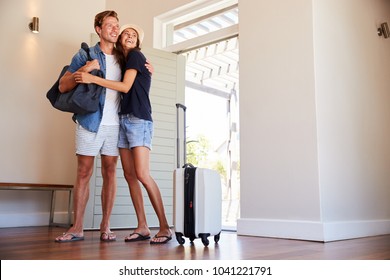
[49,190,56,226]
[49,190,73,228]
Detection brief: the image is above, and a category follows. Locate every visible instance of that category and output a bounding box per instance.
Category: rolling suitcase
[173,103,222,246]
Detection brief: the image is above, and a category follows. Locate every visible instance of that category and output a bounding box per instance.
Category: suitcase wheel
[214,232,221,243]
[201,237,209,246]
[199,233,211,247]
[175,232,185,245]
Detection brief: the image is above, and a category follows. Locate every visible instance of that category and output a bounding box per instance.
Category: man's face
[98,16,120,43]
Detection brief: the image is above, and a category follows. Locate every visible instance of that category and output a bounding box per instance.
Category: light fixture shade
[29,17,39,33]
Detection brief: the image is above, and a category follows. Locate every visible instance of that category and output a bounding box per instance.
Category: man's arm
[145,59,154,75]
[59,60,100,93]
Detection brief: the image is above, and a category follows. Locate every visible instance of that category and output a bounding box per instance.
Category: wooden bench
[0,182,73,227]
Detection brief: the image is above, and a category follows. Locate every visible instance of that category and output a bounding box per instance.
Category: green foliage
[186,135,209,166]
[213,160,227,184]
[186,134,228,183]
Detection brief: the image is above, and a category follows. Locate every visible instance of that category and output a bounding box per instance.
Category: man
[55,10,122,242]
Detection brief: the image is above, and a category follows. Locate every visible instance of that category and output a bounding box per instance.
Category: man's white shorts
[75,124,119,156]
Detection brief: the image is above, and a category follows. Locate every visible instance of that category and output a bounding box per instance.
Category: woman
[74,24,171,244]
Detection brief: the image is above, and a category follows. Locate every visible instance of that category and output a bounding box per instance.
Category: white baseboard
[0,212,71,228]
[322,220,390,241]
[237,218,325,241]
[237,218,390,242]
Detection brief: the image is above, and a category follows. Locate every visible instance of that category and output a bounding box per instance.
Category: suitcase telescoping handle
[176,103,187,168]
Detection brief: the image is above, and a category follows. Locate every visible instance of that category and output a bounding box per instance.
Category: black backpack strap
[80,42,92,61]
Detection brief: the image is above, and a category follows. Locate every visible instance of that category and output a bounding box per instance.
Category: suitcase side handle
[176,103,187,111]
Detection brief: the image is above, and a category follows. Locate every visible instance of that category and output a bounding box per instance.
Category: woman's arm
[74,68,137,93]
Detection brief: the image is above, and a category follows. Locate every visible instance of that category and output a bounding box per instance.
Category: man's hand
[74,72,94,84]
[81,59,100,73]
[73,60,100,84]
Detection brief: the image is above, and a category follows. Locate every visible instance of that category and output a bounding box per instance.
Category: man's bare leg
[55,155,94,242]
[99,155,118,241]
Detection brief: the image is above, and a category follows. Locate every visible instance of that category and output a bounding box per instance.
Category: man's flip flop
[150,235,172,244]
[55,233,84,243]
[125,232,151,242]
[100,231,116,242]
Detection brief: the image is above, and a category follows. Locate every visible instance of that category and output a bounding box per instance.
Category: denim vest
[68,43,107,132]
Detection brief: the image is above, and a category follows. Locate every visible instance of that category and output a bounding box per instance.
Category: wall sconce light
[28,17,39,33]
[377,22,389,39]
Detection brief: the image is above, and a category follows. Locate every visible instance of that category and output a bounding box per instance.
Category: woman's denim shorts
[118,114,153,150]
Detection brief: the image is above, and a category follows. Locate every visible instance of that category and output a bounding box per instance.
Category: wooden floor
[1,226,390,260]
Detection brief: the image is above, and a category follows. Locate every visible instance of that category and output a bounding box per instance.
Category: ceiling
[173,5,239,96]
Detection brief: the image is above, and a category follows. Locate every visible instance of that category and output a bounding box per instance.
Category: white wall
[237,0,323,240]
[238,0,390,241]
[314,0,390,240]
[0,0,105,226]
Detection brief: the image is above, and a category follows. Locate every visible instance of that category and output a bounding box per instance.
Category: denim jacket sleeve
[68,48,89,73]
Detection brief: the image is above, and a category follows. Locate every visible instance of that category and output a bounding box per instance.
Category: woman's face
[120,28,139,50]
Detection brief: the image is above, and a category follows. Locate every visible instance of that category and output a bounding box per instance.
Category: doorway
[157,0,240,230]
[182,39,239,230]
